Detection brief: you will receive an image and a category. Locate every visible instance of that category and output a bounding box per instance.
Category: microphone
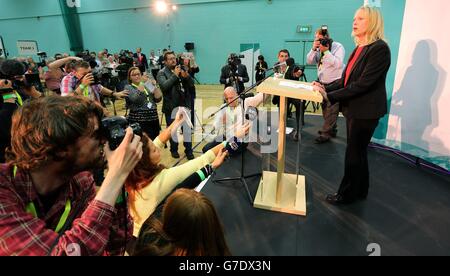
[268,61,286,71]
[245,106,258,121]
[286,57,295,67]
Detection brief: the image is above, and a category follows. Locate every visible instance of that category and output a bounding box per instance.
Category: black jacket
[157,67,193,114]
[0,103,18,163]
[133,53,149,71]
[220,64,249,94]
[326,39,391,119]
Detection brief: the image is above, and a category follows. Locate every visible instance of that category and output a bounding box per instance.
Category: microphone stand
[210,70,275,204]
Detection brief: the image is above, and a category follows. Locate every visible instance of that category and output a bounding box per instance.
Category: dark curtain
[58,0,84,52]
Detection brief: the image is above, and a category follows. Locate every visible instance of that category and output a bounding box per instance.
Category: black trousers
[165,111,193,154]
[337,117,379,200]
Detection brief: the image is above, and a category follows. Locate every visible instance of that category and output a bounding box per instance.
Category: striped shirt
[60,72,103,102]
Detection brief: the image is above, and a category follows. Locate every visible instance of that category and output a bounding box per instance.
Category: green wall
[0,0,405,86]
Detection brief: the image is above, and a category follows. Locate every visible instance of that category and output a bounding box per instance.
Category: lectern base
[254,171,306,216]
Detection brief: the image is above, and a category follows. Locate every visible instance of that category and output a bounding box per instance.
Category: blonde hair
[353,6,385,45]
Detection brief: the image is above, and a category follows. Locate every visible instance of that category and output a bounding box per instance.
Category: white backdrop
[386,0,450,169]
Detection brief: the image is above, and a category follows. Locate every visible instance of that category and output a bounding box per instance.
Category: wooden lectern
[254,77,323,216]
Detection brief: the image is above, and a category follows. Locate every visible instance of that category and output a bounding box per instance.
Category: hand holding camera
[313,39,321,51]
[81,73,94,86]
[174,65,182,77]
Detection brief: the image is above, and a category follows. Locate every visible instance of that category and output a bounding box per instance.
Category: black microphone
[286,57,295,67]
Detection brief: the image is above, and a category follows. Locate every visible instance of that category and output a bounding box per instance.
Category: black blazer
[220,64,249,94]
[325,39,391,119]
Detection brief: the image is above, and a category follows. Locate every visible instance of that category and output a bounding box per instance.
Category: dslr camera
[318,25,333,50]
[101,116,142,150]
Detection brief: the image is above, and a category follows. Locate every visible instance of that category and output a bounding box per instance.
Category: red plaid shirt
[0,164,132,256]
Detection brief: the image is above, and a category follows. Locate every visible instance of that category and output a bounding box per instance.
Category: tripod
[210,72,274,203]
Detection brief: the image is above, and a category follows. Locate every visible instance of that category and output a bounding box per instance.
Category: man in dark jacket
[220,55,249,95]
[157,51,194,160]
[133,48,149,74]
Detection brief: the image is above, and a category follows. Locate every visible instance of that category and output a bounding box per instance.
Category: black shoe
[326,193,355,205]
[318,130,337,138]
[331,129,338,138]
[171,152,180,159]
[358,193,368,200]
[315,136,330,144]
[186,152,195,160]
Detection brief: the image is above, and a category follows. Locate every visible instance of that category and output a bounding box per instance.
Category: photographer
[220,54,249,95]
[307,26,345,144]
[157,51,194,160]
[0,96,143,255]
[0,59,44,163]
[44,55,82,95]
[0,60,27,163]
[255,55,268,83]
[61,60,128,103]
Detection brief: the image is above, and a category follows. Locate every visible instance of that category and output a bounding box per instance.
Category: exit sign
[297,25,312,33]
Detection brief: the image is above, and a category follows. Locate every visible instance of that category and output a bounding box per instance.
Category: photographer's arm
[48,57,81,70]
[100,86,129,99]
[321,44,345,69]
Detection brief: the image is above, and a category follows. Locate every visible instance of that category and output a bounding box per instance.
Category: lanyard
[132,83,149,96]
[82,86,89,97]
[2,92,23,106]
[13,166,72,233]
[26,200,71,233]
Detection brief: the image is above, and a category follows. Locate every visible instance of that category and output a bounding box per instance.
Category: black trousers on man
[165,112,193,155]
[337,117,379,201]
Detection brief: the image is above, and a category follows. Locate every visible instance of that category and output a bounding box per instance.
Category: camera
[36,51,47,68]
[0,59,29,92]
[319,37,333,49]
[320,25,329,37]
[101,116,142,150]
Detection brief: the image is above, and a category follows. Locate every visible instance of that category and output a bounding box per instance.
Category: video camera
[101,116,142,150]
[0,59,29,93]
[228,53,244,67]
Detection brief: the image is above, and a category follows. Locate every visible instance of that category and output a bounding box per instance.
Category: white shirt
[213,92,264,139]
[307,41,345,84]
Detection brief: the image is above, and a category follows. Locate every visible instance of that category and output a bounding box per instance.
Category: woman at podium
[313,6,391,205]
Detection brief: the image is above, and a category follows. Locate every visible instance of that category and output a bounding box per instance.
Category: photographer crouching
[61,60,129,103]
[0,96,143,256]
[220,53,249,95]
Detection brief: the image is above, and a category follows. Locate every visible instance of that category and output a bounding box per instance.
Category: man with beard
[0,96,143,256]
